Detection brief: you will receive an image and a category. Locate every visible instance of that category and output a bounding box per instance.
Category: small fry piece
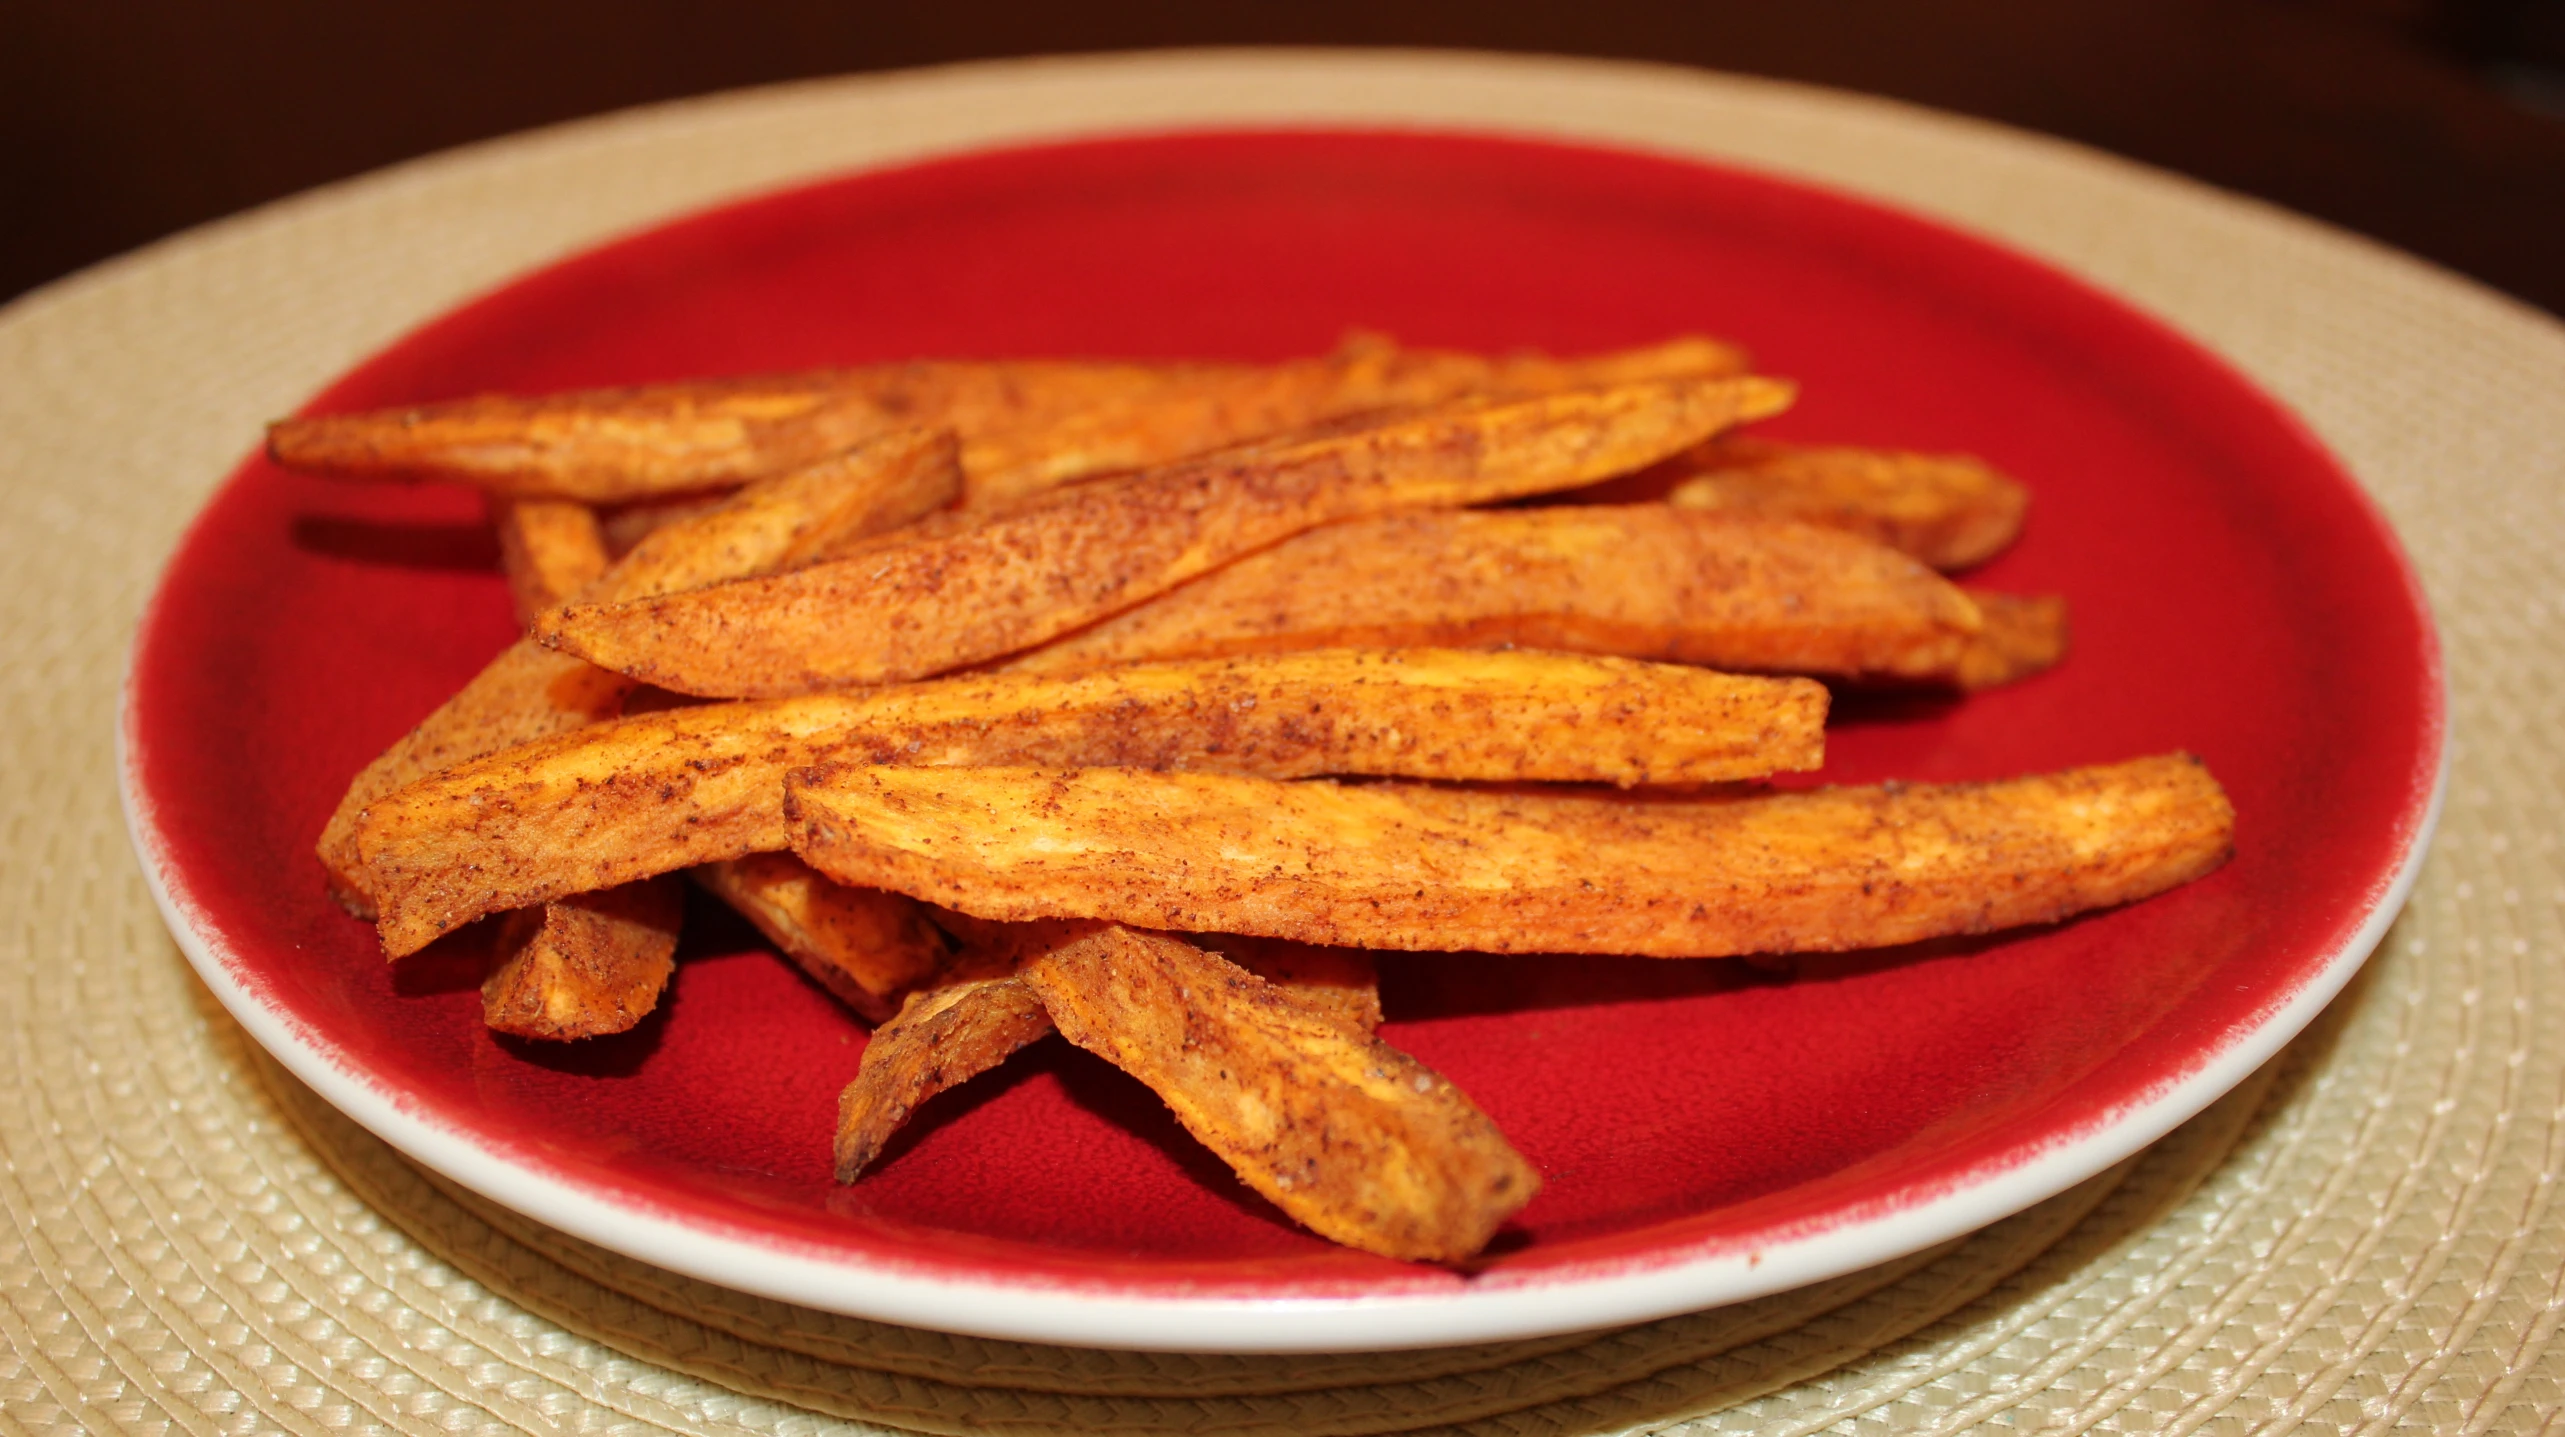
[1008,506,1986,685]
[831,924,1382,1179]
[1954,592,2071,692]
[480,877,684,1040]
[316,427,961,911]
[1015,924,1539,1263]
[354,650,1827,956]
[692,856,951,1022]
[830,958,1056,1182]
[490,497,610,623]
[534,378,1796,696]
[785,755,2236,958]
[599,493,731,558]
[1665,437,2031,570]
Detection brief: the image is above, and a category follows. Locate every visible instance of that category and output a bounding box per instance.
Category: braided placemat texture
[4,50,2561,1435]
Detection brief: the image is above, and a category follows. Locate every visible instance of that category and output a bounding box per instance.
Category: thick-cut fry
[480,877,684,1040]
[490,497,610,623]
[785,755,2236,958]
[1015,924,1539,1263]
[1953,592,2071,691]
[354,650,1827,956]
[266,336,1751,505]
[536,378,1796,696]
[1007,506,1998,685]
[692,856,952,1022]
[1663,437,2031,570]
[832,925,1382,1180]
[316,427,962,911]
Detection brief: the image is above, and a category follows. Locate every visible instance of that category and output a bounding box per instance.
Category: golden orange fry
[355,649,1826,956]
[1954,592,2071,692]
[961,333,1751,505]
[588,426,965,594]
[830,924,1382,1181]
[479,877,684,1040]
[785,755,2236,958]
[266,335,1751,505]
[597,492,730,558]
[489,497,610,624]
[534,377,1795,696]
[319,645,631,916]
[1007,506,1996,685]
[462,433,967,1037]
[692,855,953,1023]
[1214,937,1383,1036]
[829,955,1057,1183]
[1664,436,2031,570]
[1015,924,1539,1263]
[269,370,994,503]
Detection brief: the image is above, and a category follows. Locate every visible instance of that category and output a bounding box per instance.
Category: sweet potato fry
[1215,937,1383,1035]
[318,647,631,915]
[268,369,1019,503]
[534,377,1796,695]
[1467,334,1748,391]
[1006,506,1991,685]
[830,957,1057,1182]
[1015,924,1539,1263]
[831,925,1382,1180]
[929,912,1386,1035]
[460,434,965,1036]
[1663,436,2031,570]
[266,336,1750,505]
[785,754,2236,958]
[594,426,965,592]
[490,497,610,623]
[316,427,962,911]
[354,650,1827,956]
[598,493,730,558]
[1954,592,2071,691]
[479,877,683,1040]
[692,855,952,1022]
[961,334,1751,506]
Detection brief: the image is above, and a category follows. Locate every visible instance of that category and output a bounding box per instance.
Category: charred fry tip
[831,1084,892,1182]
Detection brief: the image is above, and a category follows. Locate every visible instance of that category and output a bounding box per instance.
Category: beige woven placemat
[4,50,2561,1436]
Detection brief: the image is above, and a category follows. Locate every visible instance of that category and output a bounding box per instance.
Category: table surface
[4,0,2563,315]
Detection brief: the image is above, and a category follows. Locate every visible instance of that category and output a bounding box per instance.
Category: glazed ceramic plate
[122,129,2442,1352]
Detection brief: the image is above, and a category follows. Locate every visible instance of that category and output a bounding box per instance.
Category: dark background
[7,0,2562,315]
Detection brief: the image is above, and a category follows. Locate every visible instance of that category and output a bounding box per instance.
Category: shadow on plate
[290,513,498,573]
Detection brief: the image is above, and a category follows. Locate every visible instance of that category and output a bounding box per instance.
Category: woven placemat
[5,51,2561,1435]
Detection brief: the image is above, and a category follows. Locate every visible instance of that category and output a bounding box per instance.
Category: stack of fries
[273,333,2234,1264]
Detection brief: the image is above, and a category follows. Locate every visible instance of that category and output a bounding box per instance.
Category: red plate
[122,130,2442,1351]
